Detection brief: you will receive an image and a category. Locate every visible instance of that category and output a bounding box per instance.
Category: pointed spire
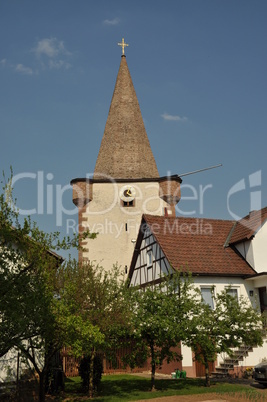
[94,55,159,180]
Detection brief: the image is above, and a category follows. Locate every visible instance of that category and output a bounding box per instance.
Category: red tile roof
[141,215,256,277]
[229,207,267,244]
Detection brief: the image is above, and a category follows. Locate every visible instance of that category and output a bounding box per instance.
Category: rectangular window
[226,288,238,299]
[201,287,214,309]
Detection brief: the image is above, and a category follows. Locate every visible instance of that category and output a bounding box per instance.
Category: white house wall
[193,277,266,371]
[181,343,193,367]
[187,277,266,372]
[216,338,267,368]
[0,349,19,382]
[251,221,267,273]
[0,344,43,383]
[237,339,267,367]
[247,275,267,289]
[193,276,260,310]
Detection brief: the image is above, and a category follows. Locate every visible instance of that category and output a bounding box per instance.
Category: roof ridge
[224,221,237,248]
[144,214,234,223]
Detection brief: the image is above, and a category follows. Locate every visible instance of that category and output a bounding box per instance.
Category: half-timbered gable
[130,223,173,287]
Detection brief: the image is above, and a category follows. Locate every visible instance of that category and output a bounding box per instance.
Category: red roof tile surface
[142,215,256,277]
[229,207,267,244]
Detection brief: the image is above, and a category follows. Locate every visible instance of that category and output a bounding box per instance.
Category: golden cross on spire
[118,38,129,55]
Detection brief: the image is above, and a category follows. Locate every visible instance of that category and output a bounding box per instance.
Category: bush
[78,353,103,393]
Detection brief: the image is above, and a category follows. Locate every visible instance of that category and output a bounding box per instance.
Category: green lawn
[62,374,266,401]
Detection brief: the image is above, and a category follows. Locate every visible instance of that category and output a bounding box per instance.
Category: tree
[185,288,264,387]
[58,261,132,398]
[125,272,199,391]
[0,175,94,401]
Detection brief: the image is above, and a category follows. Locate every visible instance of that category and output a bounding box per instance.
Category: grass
[60,374,267,401]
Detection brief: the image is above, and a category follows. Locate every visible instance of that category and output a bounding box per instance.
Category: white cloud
[3,38,71,75]
[48,60,71,70]
[103,17,120,25]
[15,64,34,75]
[33,37,71,58]
[161,112,188,122]
[31,37,72,70]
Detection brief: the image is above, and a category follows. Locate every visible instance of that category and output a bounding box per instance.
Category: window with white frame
[201,287,214,309]
[226,288,238,299]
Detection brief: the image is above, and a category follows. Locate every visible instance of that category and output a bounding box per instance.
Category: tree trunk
[38,371,46,402]
[17,342,60,402]
[150,342,156,391]
[88,348,95,398]
[204,358,210,387]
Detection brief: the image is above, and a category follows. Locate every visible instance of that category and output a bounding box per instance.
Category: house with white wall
[128,207,267,377]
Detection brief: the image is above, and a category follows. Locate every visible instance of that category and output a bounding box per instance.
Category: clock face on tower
[119,185,136,202]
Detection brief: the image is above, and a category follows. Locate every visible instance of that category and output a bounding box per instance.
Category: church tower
[71,40,181,273]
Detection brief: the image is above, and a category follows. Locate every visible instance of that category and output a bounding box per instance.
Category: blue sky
[1,0,266,249]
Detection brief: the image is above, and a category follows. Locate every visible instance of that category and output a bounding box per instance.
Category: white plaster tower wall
[80,181,172,272]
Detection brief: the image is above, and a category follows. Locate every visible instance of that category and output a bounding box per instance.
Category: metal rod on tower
[179,163,223,178]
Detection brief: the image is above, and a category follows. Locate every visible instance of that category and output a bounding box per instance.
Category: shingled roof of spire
[94,55,159,180]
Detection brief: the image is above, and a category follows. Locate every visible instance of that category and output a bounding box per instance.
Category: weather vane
[118,38,129,55]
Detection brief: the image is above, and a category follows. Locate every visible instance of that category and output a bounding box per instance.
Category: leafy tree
[58,261,132,397]
[185,288,264,387]
[125,272,199,391]
[0,175,94,401]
